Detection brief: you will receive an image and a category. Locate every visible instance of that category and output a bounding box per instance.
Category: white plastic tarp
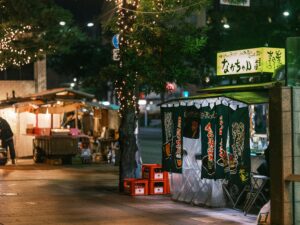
[170,137,226,207]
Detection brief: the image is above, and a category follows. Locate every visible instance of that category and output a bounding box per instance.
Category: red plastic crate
[149,180,170,195]
[142,164,168,181]
[123,178,148,196]
[165,174,171,194]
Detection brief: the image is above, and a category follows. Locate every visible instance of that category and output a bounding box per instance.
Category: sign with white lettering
[112,49,120,61]
[216,47,285,76]
[220,0,250,7]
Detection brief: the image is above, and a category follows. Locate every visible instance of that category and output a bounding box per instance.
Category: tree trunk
[160,91,165,103]
[119,107,137,192]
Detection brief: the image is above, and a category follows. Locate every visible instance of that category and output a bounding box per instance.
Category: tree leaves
[0,0,80,70]
[105,0,210,95]
[183,36,207,55]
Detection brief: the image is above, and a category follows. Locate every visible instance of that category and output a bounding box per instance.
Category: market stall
[0,88,120,163]
[160,83,273,207]
[160,47,284,207]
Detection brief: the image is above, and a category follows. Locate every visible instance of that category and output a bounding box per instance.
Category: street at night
[0,160,256,225]
[1,0,300,224]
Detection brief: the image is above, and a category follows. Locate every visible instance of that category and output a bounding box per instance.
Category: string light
[108,0,196,115]
[115,1,205,15]
[0,0,76,72]
[106,0,141,116]
[0,25,44,71]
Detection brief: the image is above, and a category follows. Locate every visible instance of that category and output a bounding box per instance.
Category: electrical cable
[118,1,205,14]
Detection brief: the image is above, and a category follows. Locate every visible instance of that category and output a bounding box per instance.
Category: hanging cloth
[183,106,200,139]
[161,107,174,172]
[200,105,217,179]
[228,106,251,186]
[171,107,184,173]
[215,104,230,179]
[161,106,184,173]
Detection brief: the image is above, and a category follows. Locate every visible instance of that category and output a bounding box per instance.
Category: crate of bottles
[142,164,168,181]
[149,180,170,195]
[123,178,149,196]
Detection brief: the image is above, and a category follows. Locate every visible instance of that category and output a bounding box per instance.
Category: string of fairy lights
[113,0,139,114]
[105,0,206,15]
[109,0,187,115]
[0,25,43,71]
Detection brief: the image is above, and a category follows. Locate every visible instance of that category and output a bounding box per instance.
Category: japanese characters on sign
[217,47,285,76]
[200,108,217,178]
[220,0,250,7]
[161,107,184,173]
[175,116,182,169]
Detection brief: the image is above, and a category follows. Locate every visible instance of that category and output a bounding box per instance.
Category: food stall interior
[0,88,120,163]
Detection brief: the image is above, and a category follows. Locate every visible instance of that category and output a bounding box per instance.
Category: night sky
[54,0,104,26]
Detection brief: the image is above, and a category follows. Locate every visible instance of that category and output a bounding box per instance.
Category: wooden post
[35,112,39,128]
[269,86,293,225]
[75,109,78,129]
[51,114,53,129]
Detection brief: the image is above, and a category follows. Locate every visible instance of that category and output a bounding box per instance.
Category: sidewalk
[0,159,257,225]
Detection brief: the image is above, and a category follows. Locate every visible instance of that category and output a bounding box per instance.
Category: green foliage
[183,36,207,55]
[48,38,114,99]
[0,0,83,70]
[105,0,210,95]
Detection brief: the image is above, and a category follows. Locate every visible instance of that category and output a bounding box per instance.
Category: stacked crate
[142,164,170,195]
[123,178,149,196]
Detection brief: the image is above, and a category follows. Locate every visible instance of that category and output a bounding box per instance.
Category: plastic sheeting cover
[170,137,226,207]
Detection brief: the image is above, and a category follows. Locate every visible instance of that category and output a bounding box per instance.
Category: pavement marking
[191,217,217,223]
[0,192,18,196]
[25,202,37,205]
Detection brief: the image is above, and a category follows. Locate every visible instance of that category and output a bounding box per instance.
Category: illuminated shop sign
[220,0,250,7]
[216,47,285,76]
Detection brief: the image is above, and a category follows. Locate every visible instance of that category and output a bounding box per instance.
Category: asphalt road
[0,127,256,225]
[0,161,256,225]
[139,127,162,164]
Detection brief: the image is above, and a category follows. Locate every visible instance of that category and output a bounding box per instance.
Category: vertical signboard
[161,106,184,173]
[228,107,251,185]
[200,106,217,179]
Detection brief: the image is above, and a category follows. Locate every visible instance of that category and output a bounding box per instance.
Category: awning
[25,88,94,100]
[160,81,279,106]
[0,88,97,113]
[186,91,269,105]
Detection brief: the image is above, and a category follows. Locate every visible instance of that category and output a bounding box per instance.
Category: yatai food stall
[160,89,270,207]
[160,47,284,209]
[0,88,120,163]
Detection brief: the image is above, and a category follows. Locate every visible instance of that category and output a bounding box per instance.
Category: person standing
[0,117,16,164]
[134,122,143,178]
[62,112,81,129]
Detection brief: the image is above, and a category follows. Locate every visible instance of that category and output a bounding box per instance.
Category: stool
[243,174,269,215]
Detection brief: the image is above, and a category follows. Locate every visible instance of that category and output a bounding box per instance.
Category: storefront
[159,47,285,208]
